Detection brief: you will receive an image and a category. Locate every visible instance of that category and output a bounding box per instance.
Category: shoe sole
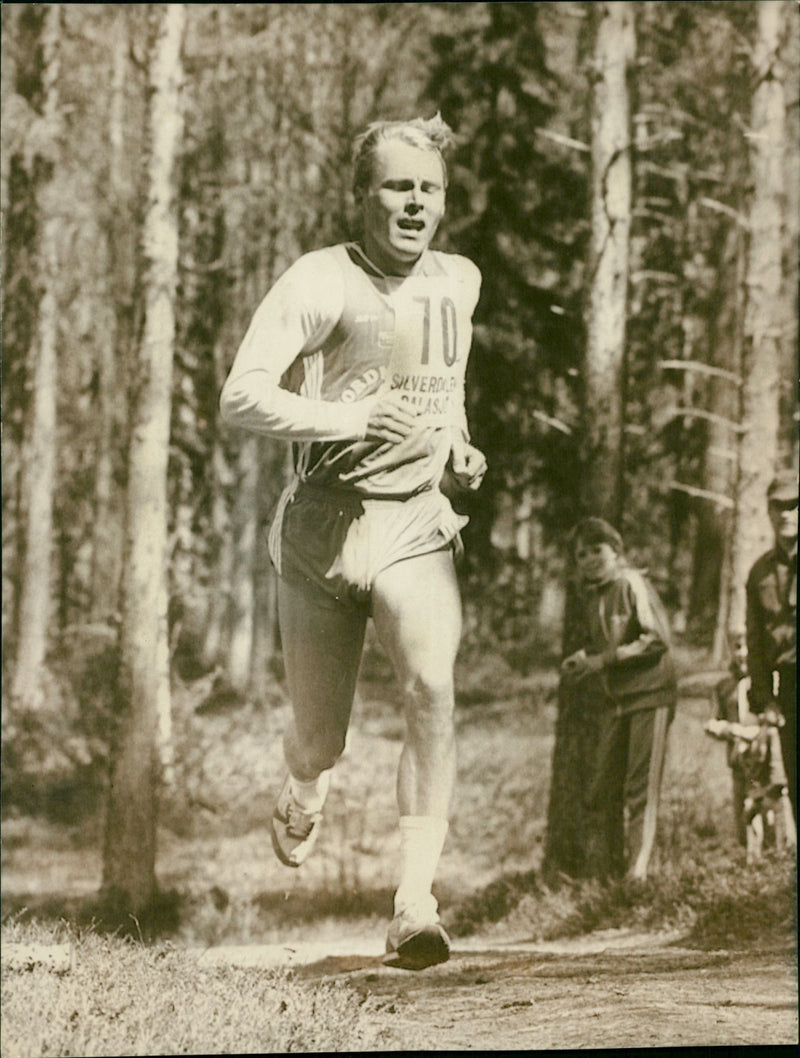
[382,926,450,971]
[270,815,302,868]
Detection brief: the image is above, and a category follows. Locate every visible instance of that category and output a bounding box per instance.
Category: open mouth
[397,218,425,232]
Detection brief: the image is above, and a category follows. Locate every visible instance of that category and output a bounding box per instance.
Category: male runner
[220,115,486,970]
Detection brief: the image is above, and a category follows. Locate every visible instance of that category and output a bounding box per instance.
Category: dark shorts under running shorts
[268,481,467,610]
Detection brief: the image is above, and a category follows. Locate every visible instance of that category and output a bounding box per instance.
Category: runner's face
[574,541,619,584]
[361,140,445,273]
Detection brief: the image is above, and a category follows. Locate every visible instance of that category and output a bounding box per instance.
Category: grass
[447,847,797,949]
[1,917,409,1057]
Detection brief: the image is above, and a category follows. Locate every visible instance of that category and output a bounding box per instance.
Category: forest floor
[291,931,797,1050]
[2,645,797,1051]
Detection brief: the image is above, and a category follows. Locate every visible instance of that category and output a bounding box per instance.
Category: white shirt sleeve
[219,250,372,441]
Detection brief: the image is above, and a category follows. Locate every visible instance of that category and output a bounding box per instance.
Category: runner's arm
[220,253,371,442]
[448,258,486,489]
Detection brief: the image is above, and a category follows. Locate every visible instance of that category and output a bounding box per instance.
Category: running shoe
[382,904,451,970]
[270,775,323,868]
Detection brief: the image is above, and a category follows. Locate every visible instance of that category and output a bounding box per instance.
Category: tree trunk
[691,215,745,654]
[781,1,799,469]
[0,8,22,268]
[10,4,61,713]
[226,433,259,693]
[708,213,747,660]
[200,424,235,670]
[198,17,235,674]
[90,5,129,621]
[727,0,789,638]
[543,676,587,881]
[248,438,286,701]
[102,3,186,914]
[543,577,589,880]
[581,1,635,522]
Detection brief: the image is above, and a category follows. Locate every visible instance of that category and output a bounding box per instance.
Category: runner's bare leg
[372,549,461,819]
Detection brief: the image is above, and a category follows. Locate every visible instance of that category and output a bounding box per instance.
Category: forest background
[1,1,798,923]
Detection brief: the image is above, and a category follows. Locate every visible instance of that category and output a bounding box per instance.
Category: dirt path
[212,929,798,1051]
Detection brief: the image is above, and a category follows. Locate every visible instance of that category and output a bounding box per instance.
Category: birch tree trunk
[582,1,635,522]
[10,4,62,713]
[727,0,789,637]
[102,3,185,913]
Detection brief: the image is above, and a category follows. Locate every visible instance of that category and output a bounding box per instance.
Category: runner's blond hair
[352,113,455,199]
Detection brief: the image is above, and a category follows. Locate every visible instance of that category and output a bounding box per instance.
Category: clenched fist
[450,434,487,491]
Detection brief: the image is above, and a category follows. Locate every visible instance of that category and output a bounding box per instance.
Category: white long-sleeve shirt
[220,242,481,498]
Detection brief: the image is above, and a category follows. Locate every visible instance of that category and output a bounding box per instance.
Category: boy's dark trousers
[582,702,672,880]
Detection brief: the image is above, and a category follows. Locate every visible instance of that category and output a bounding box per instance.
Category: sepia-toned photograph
[1,2,797,1052]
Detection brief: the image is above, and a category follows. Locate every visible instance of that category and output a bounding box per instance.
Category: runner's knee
[402,667,455,732]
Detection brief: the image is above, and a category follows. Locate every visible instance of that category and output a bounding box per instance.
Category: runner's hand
[365,392,420,443]
[451,436,487,490]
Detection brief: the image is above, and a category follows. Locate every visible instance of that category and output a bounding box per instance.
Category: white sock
[289,769,331,813]
[394,815,449,917]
